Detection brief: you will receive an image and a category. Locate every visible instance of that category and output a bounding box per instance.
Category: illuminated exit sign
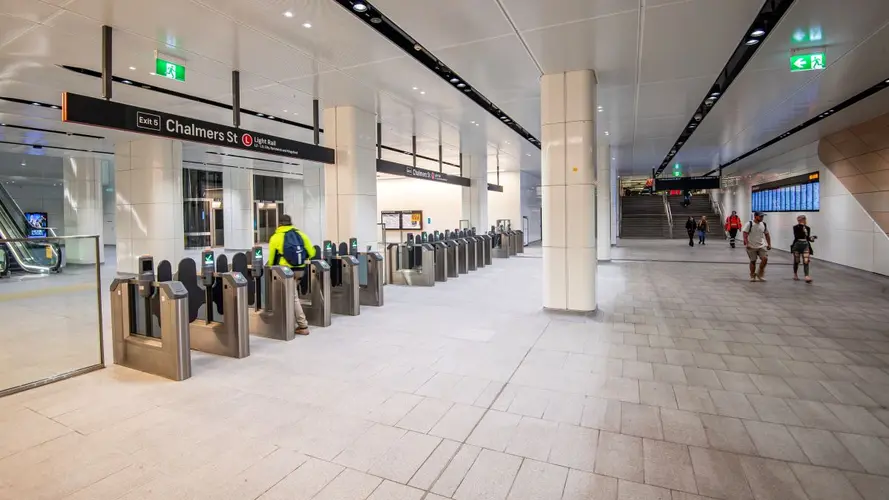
[156,58,186,81]
[790,52,825,72]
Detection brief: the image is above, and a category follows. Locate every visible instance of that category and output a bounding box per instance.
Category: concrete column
[461,154,488,231]
[541,70,597,312]
[114,137,184,274]
[597,144,611,261]
[322,106,377,248]
[283,176,305,230]
[62,156,105,264]
[222,168,253,251]
[611,165,618,245]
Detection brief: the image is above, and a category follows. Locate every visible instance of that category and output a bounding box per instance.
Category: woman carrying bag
[791,215,817,283]
[697,216,709,245]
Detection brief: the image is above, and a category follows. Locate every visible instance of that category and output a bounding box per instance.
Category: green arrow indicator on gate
[790,52,826,72]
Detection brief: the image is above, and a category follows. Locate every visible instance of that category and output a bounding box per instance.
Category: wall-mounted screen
[24,212,48,238]
[751,172,820,213]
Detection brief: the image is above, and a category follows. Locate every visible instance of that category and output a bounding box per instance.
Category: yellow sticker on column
[45,246,52,259]
[572,167,578,172]
[411,213,421,223]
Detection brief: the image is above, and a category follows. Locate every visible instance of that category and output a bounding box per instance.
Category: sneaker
[295,327,310,335]
[793,275,799,281]
[805,276,812,283]
[750,275,757,282]
[757,275,767,282]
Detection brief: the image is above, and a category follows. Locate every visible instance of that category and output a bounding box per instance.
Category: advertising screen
[24,212,48,238]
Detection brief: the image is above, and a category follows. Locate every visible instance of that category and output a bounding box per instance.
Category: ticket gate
[491,226,510,259]
[390,234,435,286]
[351,237,385,307]
[432,235,449,282]
[452,230,469,274]
[299,252,332,327]
[109,256,192,381]
[442,233,459,279]
[515,230,525,254]
[320,240,360,316]
[468,228,486,269]
[233,246,297,341]
[462,230,478,271]
[171,250,250,359]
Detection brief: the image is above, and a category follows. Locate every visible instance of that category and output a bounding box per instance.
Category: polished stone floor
[1,240,888,500]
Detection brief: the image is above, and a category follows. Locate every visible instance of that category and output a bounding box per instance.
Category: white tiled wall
[714,141,889,276]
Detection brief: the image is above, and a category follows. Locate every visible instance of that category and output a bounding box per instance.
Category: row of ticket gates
[109,226,524,382]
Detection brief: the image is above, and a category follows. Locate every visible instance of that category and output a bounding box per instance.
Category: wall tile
[850,153,889,174]
[827,160,860,178]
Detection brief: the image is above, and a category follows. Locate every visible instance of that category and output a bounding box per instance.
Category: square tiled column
[597,144,612,261]
[462,154,488,231]
[222,168,254,251]
[114,137,184,274]
[541,70,597,312]
[323,106,378,249]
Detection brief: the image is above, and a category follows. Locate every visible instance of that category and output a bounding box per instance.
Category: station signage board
[61,92,335,164]
[653,175,721,192]
[376,159,470,187]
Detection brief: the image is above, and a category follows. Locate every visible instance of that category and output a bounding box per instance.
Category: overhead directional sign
[790,52,825,72]
[61,92,336,163]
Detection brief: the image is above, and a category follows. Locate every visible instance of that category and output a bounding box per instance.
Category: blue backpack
[279,229,309,267]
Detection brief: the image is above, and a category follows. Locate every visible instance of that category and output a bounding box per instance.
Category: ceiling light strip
[702,76,889,176]
[653,0,795,177]
[0,119,105,140]
[58,65,320,133]
[380,144,461,169]
[184,160,303,176]
[0,96,61,110]
[331,0,541,149]
[0,140,112,155]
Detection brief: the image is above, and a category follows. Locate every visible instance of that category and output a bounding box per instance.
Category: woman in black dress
[685,217,697,247]
[791,215,816,283]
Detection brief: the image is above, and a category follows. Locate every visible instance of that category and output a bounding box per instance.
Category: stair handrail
[662,191,673,239]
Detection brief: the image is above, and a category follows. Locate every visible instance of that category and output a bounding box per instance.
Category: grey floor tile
[661,409,708,447]
[618,479,672,500]
[747,395,803,426]
[709,391,757,420]
[674,386,717,415]
[467,410,521,452]
[788,427,865,472]
[430,404,486,442]
[844,472,889,500]
[367,481,425,500]
[688,447,753,500]
[743,420,808,463]
[408,439,461,490]
[654,364,688,385]
[625,361,656,381]
[313,468,382,500]
[582,397,623,432]
[748,375,798,399]
[622,403,664,440]
[505,459,568,500]
[835,433,889,476]
[595,431,644,482]
[825,404,889,437]
[786,400,845,431]
[784,378,838,404]
[789,464,863,500]
[368,430,441,484]
[563,469,618,500]
[258,458,344,500]
[700,415,756,455]
[821,382,878,407]
[642,439,697,493]
[453,449,522,500]
[430,444,482,498]
[684,368,723,390]
[333,424,406,472]
[640,381,678,409]
[397,398,453,433]
[714,371,760,395]
[543,393,586,425]
[548,423,599,472]
[738,456,808,500]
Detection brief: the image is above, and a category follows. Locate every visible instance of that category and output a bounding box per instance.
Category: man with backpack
[743,212,771,282]
[725,211,743,248]
[268,214,315,335]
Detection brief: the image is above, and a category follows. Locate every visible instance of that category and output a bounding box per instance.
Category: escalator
[0,183,62,275]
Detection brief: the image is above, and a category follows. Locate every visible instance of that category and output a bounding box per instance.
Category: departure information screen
[751,172,820,213]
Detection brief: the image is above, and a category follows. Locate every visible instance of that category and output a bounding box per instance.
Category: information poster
[381,211,401,230]
[381,210,423,230]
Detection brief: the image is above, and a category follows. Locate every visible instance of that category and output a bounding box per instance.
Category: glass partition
[0,235,104,397]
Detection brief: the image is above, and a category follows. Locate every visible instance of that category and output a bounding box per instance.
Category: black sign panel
[487,183,504,192]
[653,175,721,192]
[62,92,335,163]
[376,159,471,187]
[752,171,819,192]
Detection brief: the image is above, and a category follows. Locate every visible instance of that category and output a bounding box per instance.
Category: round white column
[597,144,611,261]
[63,157,105,264]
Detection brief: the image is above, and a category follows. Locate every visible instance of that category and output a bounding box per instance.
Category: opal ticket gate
[390,234,435,286]
[468,228,486,269]
[442,232,459,279]
[238,246,297,341]
[431,233,449,282]
[453,231,469,274]
[300,255,332,327]
[491,226,510,259]
[353,237,385,307]
[479,230,493,266]
[515,230,525,254]
[109,256,192,381]
[322,240,360,316]
[463,230,478,271]
[175,250,250,359]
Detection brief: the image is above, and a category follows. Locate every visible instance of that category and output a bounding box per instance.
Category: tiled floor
[1,239,888,500]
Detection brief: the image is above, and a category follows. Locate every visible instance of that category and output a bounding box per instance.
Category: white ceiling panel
[371,0,513,50]
[500,0,638,32]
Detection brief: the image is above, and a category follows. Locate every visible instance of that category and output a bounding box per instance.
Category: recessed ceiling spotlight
[283,11,294,17]
[456,83,466,88]
[710,92,721,97]
[463,88,471,92]
[302,22,312,28]
[420,91,425,95]
[257,113,265,117]
[352,2,368,12]
[412,86,418,90]
[745,39,760,46]
[506,141,510,144]
[269,116,275,120]
[604,131,610,136]
[150,72,156,76]
[129,66,136,70]
[751,29,766,37]
[470,121,475,124]
[526,153,531,156]
[449,77,460,83]
[51,105,59,109]
[598,108,603,112]
[370,17,382,24]
[20,162,25,166]
[32,102,41,106]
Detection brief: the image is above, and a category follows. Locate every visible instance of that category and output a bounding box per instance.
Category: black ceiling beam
[654,0,796,177]
[703,76,889,177]
[331,0,540,149]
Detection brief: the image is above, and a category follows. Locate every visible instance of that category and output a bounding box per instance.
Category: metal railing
[662,192,674,239]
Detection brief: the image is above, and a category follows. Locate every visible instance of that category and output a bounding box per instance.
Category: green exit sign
[155,58,186,82]
[790,52,825,72]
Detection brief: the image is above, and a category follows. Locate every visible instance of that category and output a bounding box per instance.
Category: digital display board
[751,172,820,213]
[24,212,48,238]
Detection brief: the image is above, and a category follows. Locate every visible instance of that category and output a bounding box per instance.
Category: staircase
[620,196,670,238]
[668,194,723,240]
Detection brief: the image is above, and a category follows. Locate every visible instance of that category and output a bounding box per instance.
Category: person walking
[698,216,709,245]
[725,211,742,248]
[792,215,817,283]
[267,214,316,335]
[743,212,771,282]
[685,216,697,247]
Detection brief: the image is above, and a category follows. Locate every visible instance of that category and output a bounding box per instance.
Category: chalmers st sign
[62,92,335,163]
